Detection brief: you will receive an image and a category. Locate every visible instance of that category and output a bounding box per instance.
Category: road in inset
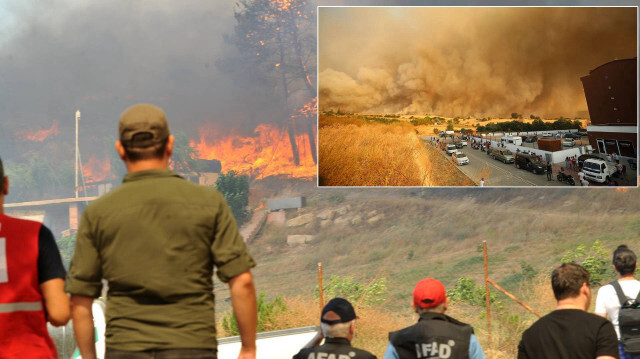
[425,138,575,187]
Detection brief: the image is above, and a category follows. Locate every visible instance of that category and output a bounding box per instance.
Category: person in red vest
[0,156,70,358]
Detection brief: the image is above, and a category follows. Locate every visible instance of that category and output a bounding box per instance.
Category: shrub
[560,240,614,286]
[221,291,287,335]
[316,275,387,306]
[448,277,498,306]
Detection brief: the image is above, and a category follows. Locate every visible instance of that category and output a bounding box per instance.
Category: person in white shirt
[595,245,640,358]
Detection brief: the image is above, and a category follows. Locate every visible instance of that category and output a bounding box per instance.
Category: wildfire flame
[191,123,316,180]
[82,155,112,183]
[292,97,317,119]
[16,120,59,142]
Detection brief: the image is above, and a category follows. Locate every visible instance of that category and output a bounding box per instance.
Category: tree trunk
[277,30,300,165]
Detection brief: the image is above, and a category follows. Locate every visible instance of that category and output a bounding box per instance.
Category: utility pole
[75,110,80,198]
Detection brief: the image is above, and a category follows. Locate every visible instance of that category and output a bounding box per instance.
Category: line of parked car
[474,144,626,185]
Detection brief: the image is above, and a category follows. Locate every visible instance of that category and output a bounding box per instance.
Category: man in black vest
[384,278,485,359]
[293,297,376,359]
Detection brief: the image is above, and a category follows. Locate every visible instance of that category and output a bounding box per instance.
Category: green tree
[560,240,614,286]
[219,0,317,165]
[214,171,250,226]
[446,123,454,131]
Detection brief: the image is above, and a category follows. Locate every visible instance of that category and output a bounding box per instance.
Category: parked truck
[582,158,617,183]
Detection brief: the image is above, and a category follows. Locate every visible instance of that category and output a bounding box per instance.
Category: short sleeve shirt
[518,309,619,359]
[595,280,640,339]
[65,169,256,351]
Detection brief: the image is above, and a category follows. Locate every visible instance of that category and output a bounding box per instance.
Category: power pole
[75,110,80,198]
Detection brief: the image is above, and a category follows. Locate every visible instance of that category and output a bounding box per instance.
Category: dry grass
[319,115,367,128]
[421,141,476,186]
[319,121,433,186]
[217,296,413,357]
[318,115,475,186]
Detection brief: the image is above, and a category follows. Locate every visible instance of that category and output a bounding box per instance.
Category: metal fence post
[318,262,324,312]
[483,240,492,348]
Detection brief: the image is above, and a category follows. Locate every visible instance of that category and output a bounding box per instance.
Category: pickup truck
[582,158,617,183]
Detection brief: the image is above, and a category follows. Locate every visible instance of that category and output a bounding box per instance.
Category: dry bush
[319,115,366,128]
[319,123,432,186]
[351,303,414,356]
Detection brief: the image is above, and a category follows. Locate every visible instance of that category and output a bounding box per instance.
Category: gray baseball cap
[119,103,170,148]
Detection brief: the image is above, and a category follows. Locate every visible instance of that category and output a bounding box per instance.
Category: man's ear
[2,176,8,196]
[115,140,127,161]
[165,135,175,159]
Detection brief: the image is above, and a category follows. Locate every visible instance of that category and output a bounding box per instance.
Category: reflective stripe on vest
[0,301,43,313]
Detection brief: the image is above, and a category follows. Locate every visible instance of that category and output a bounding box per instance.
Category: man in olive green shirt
[66,104,257,359]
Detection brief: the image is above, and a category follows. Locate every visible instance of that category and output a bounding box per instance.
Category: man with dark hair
[66,104,258,359]
[518,263,619,359]
[0,156,69,358]
[384,278,485,359]
[293,297,376,359]
[596,245,640,358]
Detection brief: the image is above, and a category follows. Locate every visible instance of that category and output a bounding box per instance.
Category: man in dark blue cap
[293,297,377,359]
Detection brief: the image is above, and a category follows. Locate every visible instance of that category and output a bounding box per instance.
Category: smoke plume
[319,7,637,118]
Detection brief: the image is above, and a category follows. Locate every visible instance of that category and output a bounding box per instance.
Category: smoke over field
[319,7,637,118]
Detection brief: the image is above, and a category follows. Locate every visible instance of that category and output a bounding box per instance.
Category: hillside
[214,184,640,357]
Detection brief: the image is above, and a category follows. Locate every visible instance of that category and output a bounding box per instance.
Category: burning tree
[218,0,317,166]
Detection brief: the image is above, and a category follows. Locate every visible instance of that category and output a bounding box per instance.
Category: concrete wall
[470,136,590,164]
[267,197,305,211]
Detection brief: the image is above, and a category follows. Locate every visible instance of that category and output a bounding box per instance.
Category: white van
[501,136,522,146]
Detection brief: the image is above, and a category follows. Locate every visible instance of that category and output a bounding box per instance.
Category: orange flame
[82,155,112,183]
[273,0,293,12]
[190,123,316,180]
[16,120,59,142]
[293,97,317,119]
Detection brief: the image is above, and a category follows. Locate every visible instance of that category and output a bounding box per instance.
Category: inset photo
[318,7,638,187]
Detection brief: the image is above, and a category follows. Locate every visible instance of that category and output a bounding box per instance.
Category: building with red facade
[580,57,637,157]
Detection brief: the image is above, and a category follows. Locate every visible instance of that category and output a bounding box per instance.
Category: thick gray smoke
[0,1,285,159]
[319,7,637,117]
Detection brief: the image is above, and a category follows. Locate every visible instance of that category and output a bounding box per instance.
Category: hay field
[319,115,473,186]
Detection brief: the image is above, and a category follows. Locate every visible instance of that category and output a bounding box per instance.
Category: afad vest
[389,312,472,359]
[0,214,58,358]
[296,337,376,359]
